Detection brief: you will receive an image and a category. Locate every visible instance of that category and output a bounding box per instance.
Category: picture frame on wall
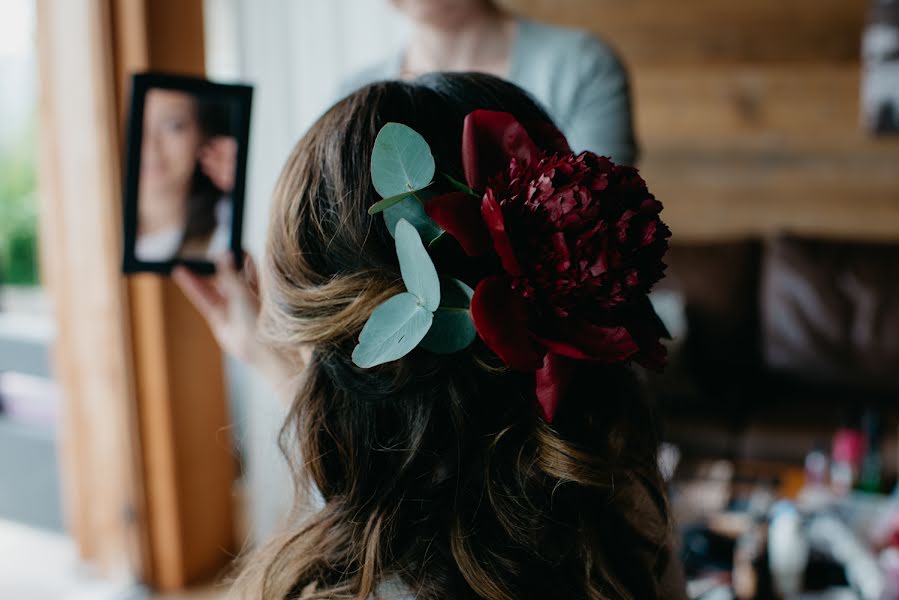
[862,0,899,134]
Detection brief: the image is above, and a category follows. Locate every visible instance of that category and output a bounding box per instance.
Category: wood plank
[641,147,899,241]
[128,276,236,588]
[128,276,184,585]
[503,0,866,64]
[658,189,899,242]
[111,0,237,590]
[161,283,236,584]
[145,0,207,75]
[629,61,899,240]
[633,64,865,146]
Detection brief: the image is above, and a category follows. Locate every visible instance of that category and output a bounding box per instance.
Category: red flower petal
[534,321,640,363]
[535,353,576,423]
[471,275,543,371]
[424,191,491,256]
[625,296,670,371]
[462,110,541,190]
[525,120,572,154]
[481,193,522,276]
[531,335,592,360]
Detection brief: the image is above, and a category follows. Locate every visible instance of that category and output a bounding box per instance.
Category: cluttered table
[673,439,899,600]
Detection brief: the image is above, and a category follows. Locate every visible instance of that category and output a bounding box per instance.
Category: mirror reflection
[136,88,237,262]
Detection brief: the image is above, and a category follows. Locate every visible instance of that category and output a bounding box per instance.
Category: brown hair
[232,73,674,599]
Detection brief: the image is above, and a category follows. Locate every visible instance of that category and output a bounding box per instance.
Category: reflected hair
[181,99,235,247]
[231,73,673,600]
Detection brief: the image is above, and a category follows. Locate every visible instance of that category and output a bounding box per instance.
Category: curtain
[204,0,408,543]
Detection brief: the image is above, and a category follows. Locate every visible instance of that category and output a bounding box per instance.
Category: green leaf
[441,278,475,308]
[383,194,443,244]
[420,279,476,354]
[352,292,434,368]
[395,219,441,311]
[370,123,435,198]
[368,191,412,215]
[427,231,447,249]
[442,172,478,197]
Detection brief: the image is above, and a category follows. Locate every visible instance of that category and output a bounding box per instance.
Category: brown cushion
[659,240,762,386]
[761,236,899,391]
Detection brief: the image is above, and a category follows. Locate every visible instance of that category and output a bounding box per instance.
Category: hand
[173,253,299,391]
[198,136,238,193]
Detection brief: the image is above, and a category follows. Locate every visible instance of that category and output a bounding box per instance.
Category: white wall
[204,0,409,543]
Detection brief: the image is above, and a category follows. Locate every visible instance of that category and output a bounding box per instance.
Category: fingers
[173,265,227,323]
[174,251,260,327]
[198,136,237,192]
[199,136,237,164]
[198,154,233,192]
[215,252,247,299]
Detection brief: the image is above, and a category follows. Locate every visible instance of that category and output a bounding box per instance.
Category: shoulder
[517,19,626,77]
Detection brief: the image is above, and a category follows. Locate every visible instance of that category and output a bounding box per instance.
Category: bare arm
[173,253,302,396]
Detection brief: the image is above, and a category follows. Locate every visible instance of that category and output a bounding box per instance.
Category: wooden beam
[502,0,866,64]
[644,151,899,241]
[633,64,865,145]
[110,0,236,590]
[631,63,899,241]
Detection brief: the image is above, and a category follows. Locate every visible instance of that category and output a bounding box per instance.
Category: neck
[404,9,515,77]
[138,189,186,236]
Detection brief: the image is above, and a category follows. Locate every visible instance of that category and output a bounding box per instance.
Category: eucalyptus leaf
[420,279,476,354]
[395,219,440,312]
[439,278,474,309]
[442,172,478,197]
[368,192,412,215]
[371,123,435,198]
[383,194,443,244]
[352,292,434,368]
[420,309,476,354]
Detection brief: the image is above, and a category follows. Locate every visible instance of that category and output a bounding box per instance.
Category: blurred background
[0,0,897,598]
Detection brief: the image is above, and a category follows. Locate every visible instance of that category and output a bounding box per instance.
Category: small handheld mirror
[122,72,252,275]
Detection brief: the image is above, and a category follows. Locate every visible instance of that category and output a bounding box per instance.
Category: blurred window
[0,0,62,535]
[0,0,40,297]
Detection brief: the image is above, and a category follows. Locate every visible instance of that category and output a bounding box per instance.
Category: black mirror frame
[122,72,253,275]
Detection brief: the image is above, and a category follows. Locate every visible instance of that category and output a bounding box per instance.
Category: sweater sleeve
[564,36,639,166]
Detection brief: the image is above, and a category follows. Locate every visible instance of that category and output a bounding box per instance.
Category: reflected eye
[162,118,189,133]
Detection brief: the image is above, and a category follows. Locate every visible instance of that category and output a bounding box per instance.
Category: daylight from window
[0,0,39,291]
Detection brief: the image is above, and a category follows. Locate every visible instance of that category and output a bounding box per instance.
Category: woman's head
[243,73,671,599]
[139,89,234,250]
[141,89,203,197]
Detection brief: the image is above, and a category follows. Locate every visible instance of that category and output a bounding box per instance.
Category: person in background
[342,0,638,165]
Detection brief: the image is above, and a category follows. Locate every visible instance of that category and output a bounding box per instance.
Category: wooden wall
[503,0,899,241]
[112,0,237,589]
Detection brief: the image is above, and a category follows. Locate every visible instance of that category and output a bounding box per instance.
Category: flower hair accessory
[352,111,671,422]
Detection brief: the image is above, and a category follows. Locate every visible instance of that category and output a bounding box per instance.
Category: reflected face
[140,89,202,195]
[391,0,494,27]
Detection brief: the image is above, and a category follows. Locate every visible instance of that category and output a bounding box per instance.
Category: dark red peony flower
[482,152,670,316]
[426,110,670,422]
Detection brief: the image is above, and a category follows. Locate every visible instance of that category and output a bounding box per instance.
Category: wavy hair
[231,73,675,600]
